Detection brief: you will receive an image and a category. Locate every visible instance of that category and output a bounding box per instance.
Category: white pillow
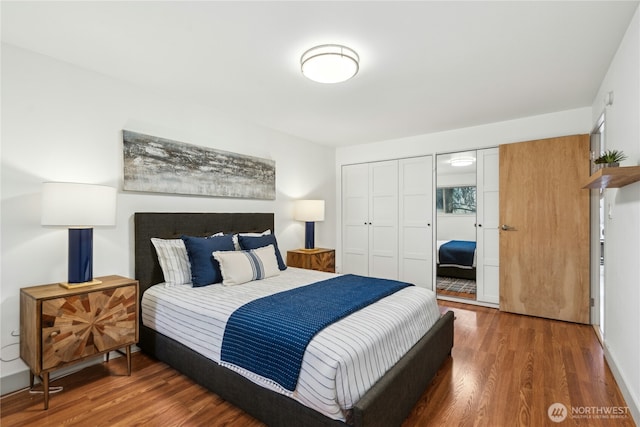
[151,238,192,286]
[213,244,279,286]
[233,229,271,250]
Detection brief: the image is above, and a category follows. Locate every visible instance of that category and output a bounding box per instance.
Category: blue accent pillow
[238,234,287,271]
[181,234,235,286]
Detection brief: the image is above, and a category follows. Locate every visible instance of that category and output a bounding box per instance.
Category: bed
[436,240,477,281]
[135,212,454,427]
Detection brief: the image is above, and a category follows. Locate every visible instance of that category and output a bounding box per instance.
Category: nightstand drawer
[41,285,137,370]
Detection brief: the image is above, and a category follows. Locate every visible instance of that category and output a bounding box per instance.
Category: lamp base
[68,228,94,284]
[59,279,103,289]
[304,221,316,250]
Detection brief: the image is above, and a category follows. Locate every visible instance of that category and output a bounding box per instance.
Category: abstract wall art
[123,130,276,199]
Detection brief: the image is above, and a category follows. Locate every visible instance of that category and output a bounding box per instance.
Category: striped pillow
[213,245,280,286]
[151,238,192,286]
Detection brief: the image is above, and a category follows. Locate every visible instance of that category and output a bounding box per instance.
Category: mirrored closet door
[435,151,478,301]
[435,149,499,304]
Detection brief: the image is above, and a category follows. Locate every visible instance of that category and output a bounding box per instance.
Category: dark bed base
[437,265,476,281]
[134,212,454,427]
[139,312,453,427]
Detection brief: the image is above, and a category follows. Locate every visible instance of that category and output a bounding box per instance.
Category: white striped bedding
[141,267,441,421]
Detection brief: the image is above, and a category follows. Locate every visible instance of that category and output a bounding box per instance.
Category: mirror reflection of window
[436,186,476,214]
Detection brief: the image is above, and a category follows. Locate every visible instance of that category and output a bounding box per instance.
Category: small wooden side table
[20,275,139,409]
[287,248,335,273]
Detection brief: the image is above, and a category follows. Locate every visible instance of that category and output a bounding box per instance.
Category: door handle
[501,224,517,231]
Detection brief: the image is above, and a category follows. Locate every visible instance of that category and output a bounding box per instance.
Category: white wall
[592,5,640,423]
[0,44,336,390]
[336,107,592,166]
[437,172,475,187]
[335,107,592,272]
[436,216,476,242]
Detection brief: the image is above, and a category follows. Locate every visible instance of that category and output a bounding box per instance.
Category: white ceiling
[2,1,638,147]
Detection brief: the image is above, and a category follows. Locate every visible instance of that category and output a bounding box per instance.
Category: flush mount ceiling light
[450,157,476,167]
[301,44,359,84]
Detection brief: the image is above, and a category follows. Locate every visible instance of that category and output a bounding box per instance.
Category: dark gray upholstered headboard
[134,212,274,295]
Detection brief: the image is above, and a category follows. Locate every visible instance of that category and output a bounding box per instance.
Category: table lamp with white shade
[41,182,117,288]
[294,199,325,250]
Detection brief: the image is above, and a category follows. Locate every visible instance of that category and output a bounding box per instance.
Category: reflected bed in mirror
[436,240,476,298]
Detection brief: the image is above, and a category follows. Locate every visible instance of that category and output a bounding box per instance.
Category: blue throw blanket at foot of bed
[220,274,413,392]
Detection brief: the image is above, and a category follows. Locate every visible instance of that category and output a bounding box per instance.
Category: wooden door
[476,148,500,304]
[399,156,433,289]
[369,161,398,280]
[499,135,590,323]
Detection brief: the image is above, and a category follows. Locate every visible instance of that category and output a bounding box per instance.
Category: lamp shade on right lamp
[293,200,325,250]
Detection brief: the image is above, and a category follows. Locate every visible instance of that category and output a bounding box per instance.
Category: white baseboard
[436,294,499,309]
[1,348,137,397]
[604,344,640,425]
[0,369,31,396]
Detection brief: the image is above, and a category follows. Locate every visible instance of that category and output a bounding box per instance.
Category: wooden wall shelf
[582,165,640,189]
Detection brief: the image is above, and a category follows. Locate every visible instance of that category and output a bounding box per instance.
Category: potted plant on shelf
[594,149,627,168]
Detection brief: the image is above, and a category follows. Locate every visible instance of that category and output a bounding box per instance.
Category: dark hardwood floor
[1,301,634,426]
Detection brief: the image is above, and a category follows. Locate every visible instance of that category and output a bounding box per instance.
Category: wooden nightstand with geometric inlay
[286,248,335,273]
[20,275,139,409]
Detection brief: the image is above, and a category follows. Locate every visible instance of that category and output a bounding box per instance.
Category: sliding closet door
[500,135,590,323]
[476,148,499,304]
[399,156,433,289]
[342,163,369,276]
[368,161,398,280]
